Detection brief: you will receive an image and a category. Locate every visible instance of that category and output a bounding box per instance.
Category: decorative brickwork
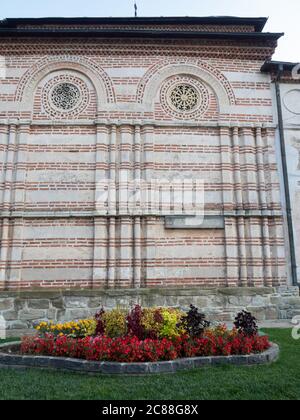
[136,60,236,107]
[0,17,295,331]
[15,55,115,104]
[42,75,90,119]
[160,76,209,119]
[16,24,257,33]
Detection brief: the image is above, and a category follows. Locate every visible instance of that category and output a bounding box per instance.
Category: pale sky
[0,0,299,62]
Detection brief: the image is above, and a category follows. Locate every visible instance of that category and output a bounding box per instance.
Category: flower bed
[21,330,270,363]
[20,306,272,363]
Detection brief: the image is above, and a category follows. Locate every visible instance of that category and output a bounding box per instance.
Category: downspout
[274,65,298,286]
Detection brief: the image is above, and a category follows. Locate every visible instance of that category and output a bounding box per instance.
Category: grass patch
[0,337,19,344]
[0,329,299,400]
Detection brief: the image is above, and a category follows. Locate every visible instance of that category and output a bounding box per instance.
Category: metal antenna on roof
[134,1,138,17]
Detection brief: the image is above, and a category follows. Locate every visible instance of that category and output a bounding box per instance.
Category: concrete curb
[0,342,279,375]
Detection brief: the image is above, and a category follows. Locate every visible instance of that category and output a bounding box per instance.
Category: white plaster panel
[0,102,20,111]
[28,134,96,146]
[225,105,273,116]
[2,68,29,78]
[23,247,93,260]
[154,152,220,165]
[0,84,17,94]
[234,88,272,99]
[25,190,94,202]
[147,267,226,279]
[23,226,93,239]
[222,72,271,83]
[22,268,92,281]
[25,151,95,163]
[26,171,94,183]
[149,245,225,259]
[114,84,138,96]
[104,67,146,77]
[154,134,220,146]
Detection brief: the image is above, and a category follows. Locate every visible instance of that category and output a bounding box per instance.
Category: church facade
[0,16,299,334]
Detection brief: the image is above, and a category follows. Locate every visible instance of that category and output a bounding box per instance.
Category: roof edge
[0,28,283,41]
[0,16,268,32]
[261,60,299,72]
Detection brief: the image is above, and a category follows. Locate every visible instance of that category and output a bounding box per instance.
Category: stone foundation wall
[1,286,299,337]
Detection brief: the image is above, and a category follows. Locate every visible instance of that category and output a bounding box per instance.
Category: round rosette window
[160,76,210,120]
[170,84,199,112]
[51,83,81,111]
[42,75,90,119]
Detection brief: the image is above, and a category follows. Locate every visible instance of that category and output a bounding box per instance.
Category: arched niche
[138,63,235,114]
[15,56,115,113]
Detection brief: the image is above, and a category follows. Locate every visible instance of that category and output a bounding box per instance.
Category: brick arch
[15,55,115,110]
[137,60,236,113]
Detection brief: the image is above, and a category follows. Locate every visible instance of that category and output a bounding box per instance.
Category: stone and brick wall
[1,287,300,336]
[0,20,299,331]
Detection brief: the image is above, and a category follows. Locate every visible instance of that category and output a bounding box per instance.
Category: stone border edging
[0,342,279,375]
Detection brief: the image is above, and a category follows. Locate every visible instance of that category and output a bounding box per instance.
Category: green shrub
[102,308,127,338]
[159,308,185,339]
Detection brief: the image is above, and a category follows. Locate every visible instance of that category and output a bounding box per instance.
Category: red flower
[21,330,271,362]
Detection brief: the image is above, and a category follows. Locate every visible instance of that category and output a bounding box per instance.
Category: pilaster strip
[238,216,248,286]
[232,126,243,209]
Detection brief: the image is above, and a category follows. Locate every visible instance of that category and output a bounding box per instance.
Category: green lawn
[0,337,19,344]
[0,329,299,400]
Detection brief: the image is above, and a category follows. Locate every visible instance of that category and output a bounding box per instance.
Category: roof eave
[261,60,299,72]
[0,28,283,41]
[0,16,268,32]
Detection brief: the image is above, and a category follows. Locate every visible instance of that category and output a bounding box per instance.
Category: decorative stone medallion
[42,74,90,119]
[160,76,210,119]
[283,89,300,115]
